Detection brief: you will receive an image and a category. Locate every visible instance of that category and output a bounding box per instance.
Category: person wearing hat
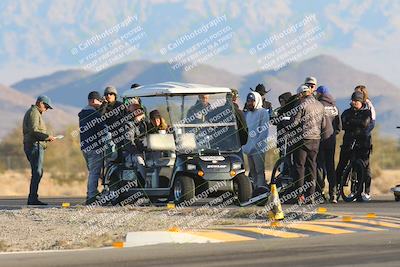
[99,86,126,158]
[243,83,273,115]
[79,91,107,205]
[242,91,270,188]
[315,86,342,203]
[148,109,168,134]
[304,76,318,94]
[292,85,330,204]
[336,91,374,202]
[23,95,56,205]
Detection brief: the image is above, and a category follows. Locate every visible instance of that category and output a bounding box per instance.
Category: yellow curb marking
[350,219,400,229]
[214,227,307,239]
[308,221,384,231]
[284,223,354,234]
[342,216,352,222]
[188,230,255,242]
[317,207,327,214]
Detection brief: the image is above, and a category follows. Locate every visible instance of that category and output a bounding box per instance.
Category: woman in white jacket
[242,91,270,188]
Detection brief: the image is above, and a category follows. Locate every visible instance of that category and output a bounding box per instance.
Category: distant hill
[9,54,400,136]
[0,85,79,140]
[12,69,92,96]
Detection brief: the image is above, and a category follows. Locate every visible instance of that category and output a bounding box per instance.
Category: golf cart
[102,82,252,206]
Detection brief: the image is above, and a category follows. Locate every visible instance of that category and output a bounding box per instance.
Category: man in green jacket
[23,95,56,205]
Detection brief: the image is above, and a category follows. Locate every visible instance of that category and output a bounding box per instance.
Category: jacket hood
[319,93,336,106]
[249,91,263,110]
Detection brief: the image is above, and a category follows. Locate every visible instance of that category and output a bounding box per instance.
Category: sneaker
[362,193,371,202]
[329,195,338,204]
[27,199,48,206]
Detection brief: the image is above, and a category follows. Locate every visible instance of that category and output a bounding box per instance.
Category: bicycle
[338,139,366,202]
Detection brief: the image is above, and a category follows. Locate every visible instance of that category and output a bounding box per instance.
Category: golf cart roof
[122,82,232,97]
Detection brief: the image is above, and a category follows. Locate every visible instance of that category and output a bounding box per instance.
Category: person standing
[99,86,126,149]
[231,89,248,146]
[315,86,342,203]
[304,76,318,95]
[79,91,107,205]
[243,83,273,115]
[292,85,329,204]
[242,92,270,188]
[23,95,56,205]
[336,91,374,201]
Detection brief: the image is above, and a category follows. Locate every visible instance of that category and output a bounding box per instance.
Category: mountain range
[2,54,399,140]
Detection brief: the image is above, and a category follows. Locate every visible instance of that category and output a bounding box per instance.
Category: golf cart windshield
[168,93,241,153]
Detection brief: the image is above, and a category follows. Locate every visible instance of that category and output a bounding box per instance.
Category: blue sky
[0,0,399,87]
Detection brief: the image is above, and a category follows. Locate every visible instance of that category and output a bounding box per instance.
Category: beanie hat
[351,91,364,102]
[88,91,102,101]
[316,86,329,94]
[104,86,118,96]
[149,110,161,119]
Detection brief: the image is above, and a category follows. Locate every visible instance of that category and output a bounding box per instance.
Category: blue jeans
[83,150,103,199]
[24,143,44,201]
[247,152,266,187]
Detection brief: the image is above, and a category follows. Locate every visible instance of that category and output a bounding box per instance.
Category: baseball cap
[104,86,118,96]
[297,85,311,94]
[316,86,329,94]
[351,91,364,102]
[37,95,53,109]
[304,77,317,85]
[88,91,103,101]
[247,92,256,102]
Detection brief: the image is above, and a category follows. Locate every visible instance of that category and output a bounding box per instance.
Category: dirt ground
[0,169,398,197]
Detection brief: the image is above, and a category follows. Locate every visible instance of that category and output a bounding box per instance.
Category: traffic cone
[267,180,284,221]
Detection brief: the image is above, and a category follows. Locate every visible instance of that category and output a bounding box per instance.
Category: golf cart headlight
[232,162,242,170]
[187,164,196,170]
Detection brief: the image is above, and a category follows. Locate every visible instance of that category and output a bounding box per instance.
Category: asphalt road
[0,195,398,217]
[0,196,399,266]
[1,230,399,267]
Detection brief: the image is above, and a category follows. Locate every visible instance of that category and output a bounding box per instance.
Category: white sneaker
[362,193,371,202]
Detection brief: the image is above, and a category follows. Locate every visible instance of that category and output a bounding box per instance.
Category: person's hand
[48,136,56,142]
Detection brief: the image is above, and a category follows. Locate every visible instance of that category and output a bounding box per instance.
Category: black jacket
[318,93,342,147]
[78,106,107,153]
[233,103,248,146]
[99,100,126,145]
[341,105,372,148]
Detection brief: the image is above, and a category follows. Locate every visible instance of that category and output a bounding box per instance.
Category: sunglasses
[306,83,316,88]
[105,93,115,96]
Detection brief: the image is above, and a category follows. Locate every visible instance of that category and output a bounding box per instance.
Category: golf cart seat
[146,134,176,167]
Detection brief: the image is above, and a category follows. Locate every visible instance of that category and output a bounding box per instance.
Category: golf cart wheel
[173,175,195,204]
[395,195,400,202]
[233,173,253,205]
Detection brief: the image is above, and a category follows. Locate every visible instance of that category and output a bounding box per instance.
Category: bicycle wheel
[340,160,365,202]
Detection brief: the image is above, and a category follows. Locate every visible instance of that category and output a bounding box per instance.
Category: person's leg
[293,143,307,198]
[253,152,266,187]
[304,140,319,201]
[326,142,337,201]
[26,143,44,202]
[85,150,102,200]
[335,145,350,188]
[247,154,256,187]
[316,144,326,197]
